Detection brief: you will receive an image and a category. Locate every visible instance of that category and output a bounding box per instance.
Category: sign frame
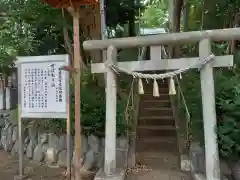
[15,54,71,180]
[16,54,69,119]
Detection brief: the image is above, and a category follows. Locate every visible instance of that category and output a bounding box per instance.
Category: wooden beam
[83,28,240,50]
[91,55,233,73]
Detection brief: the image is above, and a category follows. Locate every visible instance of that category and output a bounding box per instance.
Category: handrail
[175,76,191,151]
[162,46,191,152]
[175,76,191,122]
[161,47,190,121]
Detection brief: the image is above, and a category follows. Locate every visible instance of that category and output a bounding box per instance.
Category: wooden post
[67,82,71,180]
[73,7,82,180]
[18,105,24,178]
[104,45,117,175]
[199,39,220,180]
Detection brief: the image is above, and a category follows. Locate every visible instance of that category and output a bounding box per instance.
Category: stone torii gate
[83,28,239,180]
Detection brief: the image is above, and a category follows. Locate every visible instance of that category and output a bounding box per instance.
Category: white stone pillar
[199,39,220,180]
[150,45,162,61]
[0,86,3,110]
[5,76,12,110]
[5,87,10,110]
[104,45,117,175]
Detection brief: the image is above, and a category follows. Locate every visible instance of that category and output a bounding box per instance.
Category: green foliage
[69,70,129,137]
[0,0,140,136]
[38,71,129,136]
[140,0,168,28]
[216,82,240,160]
[217,116,240,161]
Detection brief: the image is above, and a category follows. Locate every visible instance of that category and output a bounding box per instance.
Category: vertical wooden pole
[67,85,71,179]
[104,45,117,175]
[73,7,82,180]
[18,106,23,177]
[199,39,220,180]
[17,64,24,179]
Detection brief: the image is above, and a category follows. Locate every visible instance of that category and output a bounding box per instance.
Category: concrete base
[193,173,206,180]
[192,173,229,180]
[94,168,125,180]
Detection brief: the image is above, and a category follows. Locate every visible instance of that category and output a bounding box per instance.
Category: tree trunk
[172,0,183,33]
[128,0,135,37]
[183,0,189,32]
[169,0,184,57]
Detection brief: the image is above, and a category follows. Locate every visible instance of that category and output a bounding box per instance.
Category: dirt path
[0,150,66,180]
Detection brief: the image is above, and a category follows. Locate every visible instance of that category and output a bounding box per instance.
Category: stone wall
[189,142,231,177]
[0,112,128,175]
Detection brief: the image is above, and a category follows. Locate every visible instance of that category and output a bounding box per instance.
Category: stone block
[189,142,205,173]
[38,132,48,145]
[88,134,100,154]
[33,144,46,162]
[116,149,127,169]
[58,150,67,167]
[1,124,13,152]
[24,136,30,153]
[26,139,38,159]
[11,140,18,157]
[48,133,59,149]
[28,121,38,140]
[12,126,18,143]
[116,137,128,150]
[45,147,59,164]
[81,149,96,171]
[59,135,67,150]
[96,148,104,168]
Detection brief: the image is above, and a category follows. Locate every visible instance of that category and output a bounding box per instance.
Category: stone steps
[138,108,173,117]
[138,117,175,126]
[136,137,178,153]
[126,169,191,180]
[129,80,188,180]
[137,125,176,137]
[139,100,171,108]
[136,151,179,170]
[140,94,170,100]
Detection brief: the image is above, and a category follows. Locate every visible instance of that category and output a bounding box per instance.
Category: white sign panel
[16,55,69,118]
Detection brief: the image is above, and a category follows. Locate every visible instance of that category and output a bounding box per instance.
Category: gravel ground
[0,150,67,180]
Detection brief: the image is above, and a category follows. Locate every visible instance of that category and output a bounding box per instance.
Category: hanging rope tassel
[169,77,176,95]
[138,78,144,94]
[153,79,160,97]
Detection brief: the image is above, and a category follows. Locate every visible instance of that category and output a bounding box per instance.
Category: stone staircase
[126,80,191,180]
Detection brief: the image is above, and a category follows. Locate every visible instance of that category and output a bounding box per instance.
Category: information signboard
[16,55,69,118]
